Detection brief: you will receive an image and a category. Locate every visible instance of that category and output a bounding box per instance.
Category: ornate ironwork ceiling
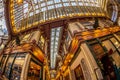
[9,0,108,34]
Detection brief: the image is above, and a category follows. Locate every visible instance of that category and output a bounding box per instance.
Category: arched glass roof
[0,0,8,52]
[10,0,108,33]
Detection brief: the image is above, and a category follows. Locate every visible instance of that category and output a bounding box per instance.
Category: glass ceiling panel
[10,0,107,33]
[0,0,8,36]
[50,27,62,69]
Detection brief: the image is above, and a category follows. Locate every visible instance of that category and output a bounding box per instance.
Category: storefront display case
[0,43,44,80]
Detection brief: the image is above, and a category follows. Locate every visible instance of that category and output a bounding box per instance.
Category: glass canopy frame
[50,27,62,69]
[9,0,108,33]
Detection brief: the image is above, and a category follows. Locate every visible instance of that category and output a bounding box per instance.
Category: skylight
[50,27,62,69]
[10,0,107,33]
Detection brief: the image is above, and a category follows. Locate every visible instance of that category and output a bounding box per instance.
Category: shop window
[27,59,41,80]
[74,64,84,80]
[4,54,16,79]
[10,53,26,80]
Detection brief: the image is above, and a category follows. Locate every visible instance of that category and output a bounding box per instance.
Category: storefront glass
[10,53,26,80]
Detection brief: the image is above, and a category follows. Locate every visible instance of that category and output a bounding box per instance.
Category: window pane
[4,54,16,79]
[10,53,26,80]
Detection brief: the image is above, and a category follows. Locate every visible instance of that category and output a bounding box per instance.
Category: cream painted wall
[70,48,84,70]
[81,43,103,80]
[70,43,103,80]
